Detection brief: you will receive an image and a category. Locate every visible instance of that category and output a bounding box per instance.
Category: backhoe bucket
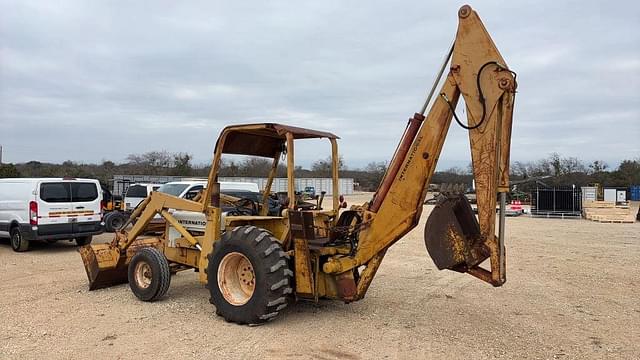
[79,238,162,290]
[424,194,489,273]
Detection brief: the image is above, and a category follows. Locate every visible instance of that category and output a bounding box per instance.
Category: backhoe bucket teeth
[79,238,162,290]
[424,195,489,272]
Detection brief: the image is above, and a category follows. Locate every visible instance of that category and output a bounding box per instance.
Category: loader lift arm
[79,191,205,290]
[322,5,516,296]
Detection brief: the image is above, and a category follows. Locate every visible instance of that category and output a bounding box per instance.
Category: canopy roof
[217,123,339,158]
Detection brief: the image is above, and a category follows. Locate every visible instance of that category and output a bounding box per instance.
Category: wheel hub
[217,252,255,306]
[134,261,153,289]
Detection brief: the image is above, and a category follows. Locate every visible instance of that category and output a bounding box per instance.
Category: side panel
[0,181,35,237]
[125,197,146,211]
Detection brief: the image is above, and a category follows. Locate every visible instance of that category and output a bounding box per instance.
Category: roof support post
[331,138,340,222]
[286,132,295,210]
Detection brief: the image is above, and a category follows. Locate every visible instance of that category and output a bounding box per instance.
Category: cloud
[1,0,638,169]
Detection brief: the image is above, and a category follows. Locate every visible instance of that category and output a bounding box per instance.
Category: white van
[124,183,161,211]
[0,178,104,251]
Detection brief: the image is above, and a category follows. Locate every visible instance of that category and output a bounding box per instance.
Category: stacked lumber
[583,201,635,223]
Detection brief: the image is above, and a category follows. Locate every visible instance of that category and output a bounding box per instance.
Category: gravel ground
[1,194,638,359]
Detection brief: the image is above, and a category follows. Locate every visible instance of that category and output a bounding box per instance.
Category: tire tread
[207,225,293,325]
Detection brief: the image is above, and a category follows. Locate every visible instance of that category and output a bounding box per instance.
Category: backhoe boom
[323,5,516,294]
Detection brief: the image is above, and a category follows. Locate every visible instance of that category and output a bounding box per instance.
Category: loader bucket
[79,238,162,290]
[79,244,128,290]
[424,194,489,272]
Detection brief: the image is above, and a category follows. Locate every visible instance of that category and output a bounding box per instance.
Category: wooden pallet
[583,201,616,208]
[582,201,636,223]
[593,218,635,223]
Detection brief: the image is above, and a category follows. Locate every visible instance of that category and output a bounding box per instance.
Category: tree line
[0,151,638,192]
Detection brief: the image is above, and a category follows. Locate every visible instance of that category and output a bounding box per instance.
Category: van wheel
[207,226,292,325]
[128,247,171,301]
[10,227,29,252]
[105,212,127,232]
[75,236,92,246]
[103,212,115,232]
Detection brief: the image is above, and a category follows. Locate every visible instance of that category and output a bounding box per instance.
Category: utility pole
[0,145,3,164]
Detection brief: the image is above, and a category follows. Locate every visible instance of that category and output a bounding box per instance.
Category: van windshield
[126,185,148,198]
[158,183,189,197]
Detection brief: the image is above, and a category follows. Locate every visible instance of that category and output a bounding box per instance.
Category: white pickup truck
[160,181,262,240]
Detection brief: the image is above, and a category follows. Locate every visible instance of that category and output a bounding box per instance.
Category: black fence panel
[531,186,582,218]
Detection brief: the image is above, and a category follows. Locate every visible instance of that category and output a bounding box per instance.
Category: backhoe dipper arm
[323,5,516,294]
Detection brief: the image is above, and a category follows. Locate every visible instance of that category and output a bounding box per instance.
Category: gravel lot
[1,194,638,359]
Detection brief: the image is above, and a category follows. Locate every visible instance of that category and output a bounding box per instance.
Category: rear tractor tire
[128,247,171,301]
[207,225,293,325]
[10,227,29,252]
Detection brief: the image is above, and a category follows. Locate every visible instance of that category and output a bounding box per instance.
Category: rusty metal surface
[424,194,488,272]
[293,238,314,297]
[336,271,357,302]
[289,211,316,240]
[80,243,125,290]
[218,123,339,158]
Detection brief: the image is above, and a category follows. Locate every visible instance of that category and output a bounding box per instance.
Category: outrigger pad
[424,194,488,272]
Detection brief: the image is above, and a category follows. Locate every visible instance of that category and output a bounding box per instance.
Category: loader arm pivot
[323,5,516,295]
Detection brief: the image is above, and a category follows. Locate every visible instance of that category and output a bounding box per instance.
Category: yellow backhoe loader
[79,5,517,324]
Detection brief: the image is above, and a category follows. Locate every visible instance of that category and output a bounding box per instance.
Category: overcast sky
[1,0,638,169]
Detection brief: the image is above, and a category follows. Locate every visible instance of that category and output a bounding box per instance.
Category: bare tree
[588,160,608,174]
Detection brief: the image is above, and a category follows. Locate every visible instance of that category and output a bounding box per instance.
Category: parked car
[163,181,262,235]
[0,177,104,251]
[124,183,161,211]
[302,186,317,199]
[157,181,260,200]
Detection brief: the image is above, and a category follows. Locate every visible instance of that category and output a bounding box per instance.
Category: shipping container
[630,185,640,201]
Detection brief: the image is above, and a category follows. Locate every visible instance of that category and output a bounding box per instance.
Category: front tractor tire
[207,225,293,325]
[127,247,171,302]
